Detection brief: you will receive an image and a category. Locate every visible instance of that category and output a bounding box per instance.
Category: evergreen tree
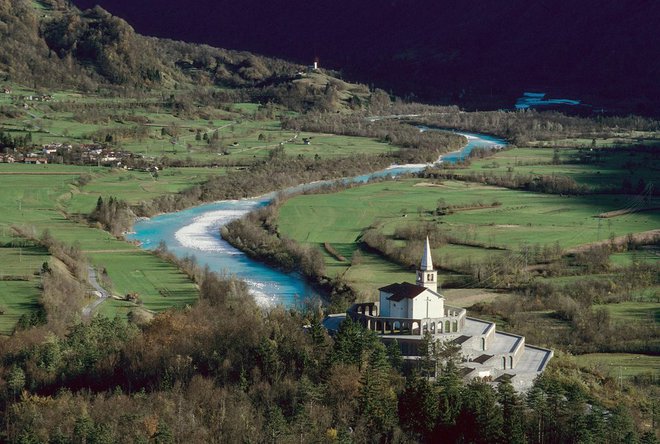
[435,359,463,432]
[386,339,403,371]
[73,413,95,444]
[526,378,550,444]
[399,376,438,440]
[497,376,526,444]
[608,405,638,444]
[358,343,397,436]
[456,380,503,444]
[333,319,378,369]
[154,420,174,444]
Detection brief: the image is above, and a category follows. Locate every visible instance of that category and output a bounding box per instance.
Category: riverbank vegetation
[415,111,659,145]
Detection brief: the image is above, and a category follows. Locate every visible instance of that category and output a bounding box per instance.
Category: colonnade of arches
[366,319,421,335]
[421,319,459,334]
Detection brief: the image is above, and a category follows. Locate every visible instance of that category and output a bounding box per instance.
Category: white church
[325,238,553,390]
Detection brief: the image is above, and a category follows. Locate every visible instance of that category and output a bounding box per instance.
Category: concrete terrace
[489,332,523,355]
[517,345,554,373]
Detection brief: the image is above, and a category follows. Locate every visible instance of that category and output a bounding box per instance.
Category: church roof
[379,282,427,301]
[420,236,434,271]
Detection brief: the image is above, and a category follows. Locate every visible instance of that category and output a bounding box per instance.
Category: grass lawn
[573,353,660,379]
[64,167,227,214]
[90,250,198,311]
[276,178,659,296]
[610,248,659,267]
[599,302,659,325]
[278,179,659,251]
[0,165,199,330]
[456,145,659,189]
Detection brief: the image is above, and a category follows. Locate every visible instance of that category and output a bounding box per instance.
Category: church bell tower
[416,237,437,293]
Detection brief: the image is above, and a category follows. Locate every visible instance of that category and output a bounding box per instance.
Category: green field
[610,248,659,267]
[600,302,659,324]
[0,165,200,331]
[0,87,403,331]
[457,145,659,189]
[1,88,393,164]
[574,353,660,380]
[277,179,659,287]
[0,243,49,334]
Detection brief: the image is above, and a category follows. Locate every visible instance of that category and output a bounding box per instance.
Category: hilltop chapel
[324,238,553,391]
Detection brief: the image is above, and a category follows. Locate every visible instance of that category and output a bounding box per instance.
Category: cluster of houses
[0,142,142,167]
[2,86,54,107]
[13,93,53,102]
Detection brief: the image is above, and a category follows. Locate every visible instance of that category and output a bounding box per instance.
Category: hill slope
[2,0,376,113]
[71,0,660,115]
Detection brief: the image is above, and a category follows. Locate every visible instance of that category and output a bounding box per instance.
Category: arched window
[502,357,507,369]
[481,338,486,351]
[509,356,514,369]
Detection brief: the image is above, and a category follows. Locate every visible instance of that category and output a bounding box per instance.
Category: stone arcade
[324,238,553,391]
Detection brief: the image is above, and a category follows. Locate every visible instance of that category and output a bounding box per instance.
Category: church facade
[325,238,553,391]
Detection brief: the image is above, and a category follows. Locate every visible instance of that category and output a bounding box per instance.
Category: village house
[324,238,553,391]
[23,156,48,164]
[41,143,67,155]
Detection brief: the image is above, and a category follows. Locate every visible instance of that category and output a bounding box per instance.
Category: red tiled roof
[379,282,427,302]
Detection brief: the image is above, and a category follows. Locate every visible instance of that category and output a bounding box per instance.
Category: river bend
[128,130,506,307]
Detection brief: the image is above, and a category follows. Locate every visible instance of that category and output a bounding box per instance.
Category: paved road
[82,266,110,319]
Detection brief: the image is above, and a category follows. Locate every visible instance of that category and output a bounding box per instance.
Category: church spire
[421,236,434,271]
[417,237,437,292]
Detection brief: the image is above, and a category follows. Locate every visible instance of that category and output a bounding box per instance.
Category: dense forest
[0,291,653,443]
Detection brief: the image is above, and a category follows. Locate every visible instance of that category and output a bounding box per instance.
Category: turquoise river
[128,130,506,307]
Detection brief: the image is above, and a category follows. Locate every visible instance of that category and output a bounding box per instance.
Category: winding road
[82,266,110,319]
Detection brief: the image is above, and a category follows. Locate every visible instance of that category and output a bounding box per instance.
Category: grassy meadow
[1,84,392,165]
[278,179,659,285]
[0,165,201,332]
[574,353,659,380]
[0,86,399,330]
[274,144,659,371]
[456,145,658,189]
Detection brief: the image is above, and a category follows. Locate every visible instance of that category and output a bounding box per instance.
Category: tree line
[415,111,659,145]
[281,113,467,163]
[135,152,393,216]
[0,305,653,443]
